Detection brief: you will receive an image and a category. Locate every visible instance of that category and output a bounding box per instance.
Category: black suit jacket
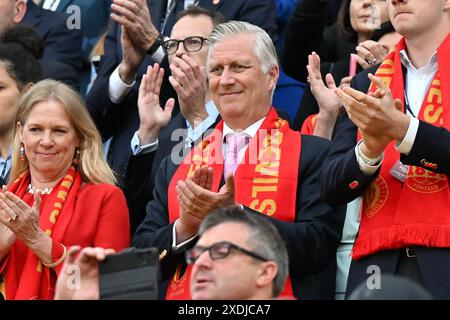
[133,134,346,299]
[22,1,82,90]
[320,66,450,299]
[123,113,222,235]
[85,0,277,181]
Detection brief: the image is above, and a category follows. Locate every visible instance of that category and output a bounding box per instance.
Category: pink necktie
[224,133,250,178]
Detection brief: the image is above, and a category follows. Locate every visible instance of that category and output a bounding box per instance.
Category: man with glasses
[85,0,277,190]
[122,6,224,235]
[54,207,288,300]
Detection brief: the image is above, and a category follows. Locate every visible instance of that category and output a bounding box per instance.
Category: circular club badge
[407,166,448,194]
[363,176,389,218]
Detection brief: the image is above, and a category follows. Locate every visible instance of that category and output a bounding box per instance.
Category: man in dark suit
[320,0,450,299]
[85,0,278,185]
[21,0,82,90]
[133,21,345,300]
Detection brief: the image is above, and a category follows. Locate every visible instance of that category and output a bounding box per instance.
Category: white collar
[222,117,266,141]
[399,49,438,71]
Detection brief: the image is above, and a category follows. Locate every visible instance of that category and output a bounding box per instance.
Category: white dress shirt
[130,100,219,156]
[42,0,61,11]
[356,50,438,175]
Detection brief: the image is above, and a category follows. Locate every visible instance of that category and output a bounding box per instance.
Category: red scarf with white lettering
[353,35,450,260]
[165,107,300,299]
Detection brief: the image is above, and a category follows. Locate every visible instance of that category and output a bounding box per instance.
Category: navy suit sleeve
[245,135,345,273]
[40,12,82,77]
[132,157,186,280]
[402,121,450,176]
[319,68,379,207]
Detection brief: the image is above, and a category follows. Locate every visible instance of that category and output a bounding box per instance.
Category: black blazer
[132,134,346,299]
[320,66,450,299]
[21,1,82,90]
[85,0,277,181]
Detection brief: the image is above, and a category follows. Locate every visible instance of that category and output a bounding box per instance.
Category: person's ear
[13,0,27,24]
[17,121,24,141]
[255,261,278,289]
[444,0,450,11]
[267,65,279,92]
[21,82,34,94]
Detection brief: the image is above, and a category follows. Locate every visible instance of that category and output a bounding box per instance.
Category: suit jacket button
[349,181,359,189]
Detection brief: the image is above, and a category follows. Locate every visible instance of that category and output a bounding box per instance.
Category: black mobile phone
[99,247,160,300]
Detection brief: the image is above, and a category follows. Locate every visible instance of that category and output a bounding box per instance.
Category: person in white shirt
[321,0,450,299]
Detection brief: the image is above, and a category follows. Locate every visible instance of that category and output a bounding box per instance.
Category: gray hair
[199,207,289,298]
[207,20,278,75]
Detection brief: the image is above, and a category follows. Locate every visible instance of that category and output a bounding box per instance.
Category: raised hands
[112,0,160,83]
[306,52,342,139]
[169,54,209,128]
[137,64,175,145]
[336,73,410,158]
[174,167,237,243]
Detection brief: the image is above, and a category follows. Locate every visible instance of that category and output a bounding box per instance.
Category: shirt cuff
[130,131,158,156]
[172,219,197,251]
[108,66,136,104]
[395,117,419,156]
[152,46,165,64]
[355,143,383,175]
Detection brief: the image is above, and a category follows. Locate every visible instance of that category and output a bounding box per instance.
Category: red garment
[353,35,450,259]
[300,114,318,135]
[166,107,299,299]
[0,170,130,300]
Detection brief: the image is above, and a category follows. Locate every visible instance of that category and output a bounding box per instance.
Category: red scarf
[300,114,318,135]
[353,35,450,260]
[165,107,300,299]
[0,167,80,299]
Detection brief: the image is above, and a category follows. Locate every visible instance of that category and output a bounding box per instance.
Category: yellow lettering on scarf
[424,105,444,125]
[57,190,67,201]
[255,162,279,177]
[61,180,72,189]
[50,210,60,224]
[249,199,276,216]
[428,88,442,104]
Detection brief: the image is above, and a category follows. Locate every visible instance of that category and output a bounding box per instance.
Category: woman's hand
[0,191,42,245]
[0,187,17,258]
[355,40,389,69]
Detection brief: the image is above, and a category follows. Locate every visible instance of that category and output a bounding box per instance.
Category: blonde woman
[0,80,130,300]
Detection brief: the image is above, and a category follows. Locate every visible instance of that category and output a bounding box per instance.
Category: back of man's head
[199,206,289,297]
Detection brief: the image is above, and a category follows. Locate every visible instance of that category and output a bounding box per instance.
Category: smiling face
[18,99,80,181]
[388,0,450,37]
[190,222,266,300]
[208,33,278,130]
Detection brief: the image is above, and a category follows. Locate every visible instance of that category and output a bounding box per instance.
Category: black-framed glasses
[162,36,209,55]
[185,241,268,264]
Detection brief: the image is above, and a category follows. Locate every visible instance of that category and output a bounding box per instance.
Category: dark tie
[162,0,185,36]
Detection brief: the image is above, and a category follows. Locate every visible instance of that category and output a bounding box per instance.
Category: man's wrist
[137,126,161,145]
[358,141,383,165]
[146,33,164,55]
[118,63,137,85]
[393,113,411,142]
